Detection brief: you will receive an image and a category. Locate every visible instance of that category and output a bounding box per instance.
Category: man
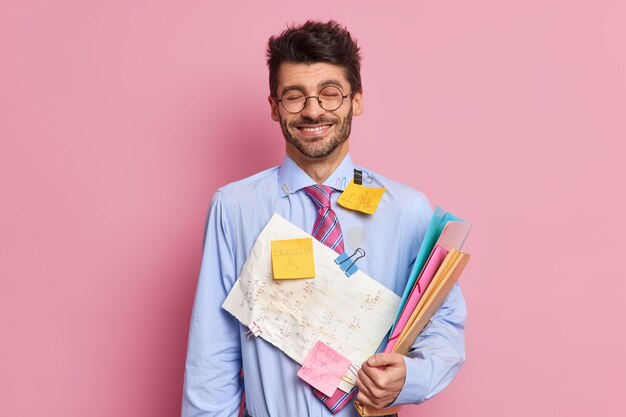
[182,20,466,417]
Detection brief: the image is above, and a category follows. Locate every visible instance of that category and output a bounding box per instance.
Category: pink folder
[384,245,448,353]
[436,221,471,251]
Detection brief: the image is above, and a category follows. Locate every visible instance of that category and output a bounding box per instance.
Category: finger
[355,376,375,407]
[359,364,383,389]
[356,372,392,409]
[366,352,404,367]
[357,366,377,391]
[356,377,387,408]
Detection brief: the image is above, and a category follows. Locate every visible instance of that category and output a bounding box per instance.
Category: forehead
[276,62,349,93]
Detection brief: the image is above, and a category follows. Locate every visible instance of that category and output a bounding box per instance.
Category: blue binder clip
[334,248,366,277]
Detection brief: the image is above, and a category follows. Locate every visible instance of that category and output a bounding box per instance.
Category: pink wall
[1,1,625,416]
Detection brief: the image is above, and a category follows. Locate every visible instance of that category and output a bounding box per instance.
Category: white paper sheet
[222,214,400,392]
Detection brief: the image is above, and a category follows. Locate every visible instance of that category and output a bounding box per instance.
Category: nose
[300,96,326,119]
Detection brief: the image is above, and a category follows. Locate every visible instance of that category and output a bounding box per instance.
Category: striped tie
[304,185,356,412]
[304,185,345,254]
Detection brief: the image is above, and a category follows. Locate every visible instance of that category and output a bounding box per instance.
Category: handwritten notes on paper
[222,214,400,393]
[338,181,385,214]
[297,341,352,397]
[271,238,315,279]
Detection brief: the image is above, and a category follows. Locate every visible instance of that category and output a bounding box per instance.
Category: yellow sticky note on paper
[337,181,385,214]
[271,238,316,279]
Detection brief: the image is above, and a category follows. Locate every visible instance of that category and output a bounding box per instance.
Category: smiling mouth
[296,124,333,136]
[299,124,331,132]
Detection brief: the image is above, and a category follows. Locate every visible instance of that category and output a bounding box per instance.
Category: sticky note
[297,341,352,397]
[271,238,316,279]
[337,181,385,214]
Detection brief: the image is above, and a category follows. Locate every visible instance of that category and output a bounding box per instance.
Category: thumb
[366,352,403,367]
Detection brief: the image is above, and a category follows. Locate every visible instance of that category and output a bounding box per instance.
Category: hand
[355,353,406,409]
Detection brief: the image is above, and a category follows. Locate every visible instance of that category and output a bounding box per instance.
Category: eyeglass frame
[275,85,353,114]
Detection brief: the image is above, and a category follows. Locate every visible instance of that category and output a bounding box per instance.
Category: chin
[281,120,349,160]
[292,139,345,159]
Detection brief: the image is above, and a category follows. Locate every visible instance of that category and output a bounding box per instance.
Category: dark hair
[266,20,362,97]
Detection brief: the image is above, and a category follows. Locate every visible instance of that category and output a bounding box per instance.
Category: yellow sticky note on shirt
[337,181,386,214]
[271,238,316,279]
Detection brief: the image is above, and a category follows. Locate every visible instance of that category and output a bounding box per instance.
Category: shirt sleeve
[182,190,243,417]
[390,282,467,405]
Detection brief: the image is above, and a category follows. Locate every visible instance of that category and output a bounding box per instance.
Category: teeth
[302,125,328,132]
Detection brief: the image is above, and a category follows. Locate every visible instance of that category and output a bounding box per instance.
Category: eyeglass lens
[280,86,346,113]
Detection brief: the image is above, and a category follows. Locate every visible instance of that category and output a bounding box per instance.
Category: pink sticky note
[297,341,352,397]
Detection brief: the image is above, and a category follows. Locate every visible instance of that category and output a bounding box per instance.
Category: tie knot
[304,185,333,209]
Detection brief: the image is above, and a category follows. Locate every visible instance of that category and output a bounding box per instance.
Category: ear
[269,95,280,122]
[351,91,363,116]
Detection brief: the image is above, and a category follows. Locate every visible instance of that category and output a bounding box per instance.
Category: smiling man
[271,61,360,171]
[182,21,466,417]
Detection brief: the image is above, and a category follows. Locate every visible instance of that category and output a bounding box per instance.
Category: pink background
[1,1,625,416]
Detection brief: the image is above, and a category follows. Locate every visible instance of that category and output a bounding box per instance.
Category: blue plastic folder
[391,207,466,333]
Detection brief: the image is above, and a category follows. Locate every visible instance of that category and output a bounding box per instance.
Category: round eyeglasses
[277,86,352,113]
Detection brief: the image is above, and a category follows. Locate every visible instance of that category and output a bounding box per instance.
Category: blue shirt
[182,155,466,417]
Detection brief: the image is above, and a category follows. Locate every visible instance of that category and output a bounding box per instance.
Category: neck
[286,142,349,184]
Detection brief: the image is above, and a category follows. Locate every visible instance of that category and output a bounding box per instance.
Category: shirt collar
[277,154,356,197]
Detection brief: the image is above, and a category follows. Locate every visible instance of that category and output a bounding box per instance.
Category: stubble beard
[280,106,353,159]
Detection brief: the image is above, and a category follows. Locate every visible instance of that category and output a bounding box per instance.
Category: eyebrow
[280,79,347,95]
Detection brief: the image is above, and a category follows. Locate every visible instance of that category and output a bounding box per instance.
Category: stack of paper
[222,214,400,398]
[355,207,472,416]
